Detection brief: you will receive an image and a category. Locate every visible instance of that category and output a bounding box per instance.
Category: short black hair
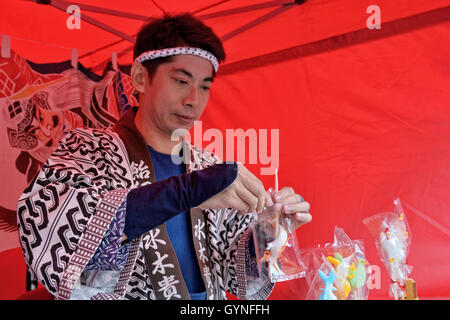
[133,13,225,79]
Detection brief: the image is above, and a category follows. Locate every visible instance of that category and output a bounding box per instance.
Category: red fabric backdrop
[207,19,450,299]
[0,0,449,299]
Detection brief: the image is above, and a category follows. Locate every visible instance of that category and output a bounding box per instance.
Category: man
[17,13,311,300]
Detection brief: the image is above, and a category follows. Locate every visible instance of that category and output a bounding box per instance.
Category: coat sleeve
[196,148,275,300]
[16,128,134,299]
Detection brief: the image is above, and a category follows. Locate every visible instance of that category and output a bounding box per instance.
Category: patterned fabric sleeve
[16,128,133,299]
[84,198,131,271]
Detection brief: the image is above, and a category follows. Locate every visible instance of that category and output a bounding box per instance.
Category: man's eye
[176,79,188,85]
[202,86,211,91]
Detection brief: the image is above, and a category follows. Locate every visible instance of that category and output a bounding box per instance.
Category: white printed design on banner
[143,228,166,250]
[194,219,206,240]
[130,160,151,187]
[158,275,181,300]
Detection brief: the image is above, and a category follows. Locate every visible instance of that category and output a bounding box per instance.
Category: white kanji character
[152,251,174,275]
[203,265,214,290]
[198,242,208,263]
[131,160,151,180]
[194,219,205,240]
[158,275,181,300]
[130,160,151,187]
[143,228,166,250]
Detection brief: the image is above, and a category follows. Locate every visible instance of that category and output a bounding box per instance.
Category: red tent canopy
[0,0,449,300]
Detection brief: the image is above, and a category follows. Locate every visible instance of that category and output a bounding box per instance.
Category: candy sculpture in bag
[261,214,290,276]
[253,169,307,283]
[363,199,413,300]
[318,269,338,300]
[327,254,351,299]
[302,226,370,300]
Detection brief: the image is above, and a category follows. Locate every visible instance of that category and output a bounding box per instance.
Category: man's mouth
[174,114,195,124]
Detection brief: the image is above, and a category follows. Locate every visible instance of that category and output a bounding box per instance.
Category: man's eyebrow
[172,68,214,82]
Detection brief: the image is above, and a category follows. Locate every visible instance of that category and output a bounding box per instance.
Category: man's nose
[183,86,200,108]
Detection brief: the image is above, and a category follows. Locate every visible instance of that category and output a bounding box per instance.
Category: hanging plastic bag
[362,198,412,300]
[251,187,306,283]
[301,226,370,300]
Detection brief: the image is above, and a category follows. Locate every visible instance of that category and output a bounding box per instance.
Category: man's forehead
[165,55,214,80]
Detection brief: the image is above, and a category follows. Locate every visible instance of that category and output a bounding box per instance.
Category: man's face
[139,54,214,136]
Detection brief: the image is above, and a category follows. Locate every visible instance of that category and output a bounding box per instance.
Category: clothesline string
[1,34,131,57]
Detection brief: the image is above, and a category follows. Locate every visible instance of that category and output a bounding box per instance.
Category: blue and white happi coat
[17,107,274,300]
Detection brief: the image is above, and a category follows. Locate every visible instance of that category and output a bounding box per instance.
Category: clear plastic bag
[305,256,338,300]
[251,190,306,283]
[301,226,370,300]
[362,198,412,300]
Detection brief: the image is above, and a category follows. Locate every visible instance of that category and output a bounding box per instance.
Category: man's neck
[134,110,182,155]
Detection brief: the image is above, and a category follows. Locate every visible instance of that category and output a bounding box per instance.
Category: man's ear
[131,62,148,93]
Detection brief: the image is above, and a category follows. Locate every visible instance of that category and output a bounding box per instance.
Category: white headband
[134,47,219,72]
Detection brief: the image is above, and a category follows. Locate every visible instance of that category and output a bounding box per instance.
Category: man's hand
[198,163,273,214]
[270,187,312,230]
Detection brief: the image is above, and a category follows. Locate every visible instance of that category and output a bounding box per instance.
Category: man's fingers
[237,164,269,211]
[295,212,312,224]
[265,185,312,229]
[282,200,310,214]
[234,181,258,213]
[199,163,272,214]
[279,193,305,205]
[272,187,295,202]
[271,190,309,215]
[265,191,274,207]
[234,201,250,214]
[241,176,265,203]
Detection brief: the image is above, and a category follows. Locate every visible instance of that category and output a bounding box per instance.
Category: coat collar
[112,106,216,300]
